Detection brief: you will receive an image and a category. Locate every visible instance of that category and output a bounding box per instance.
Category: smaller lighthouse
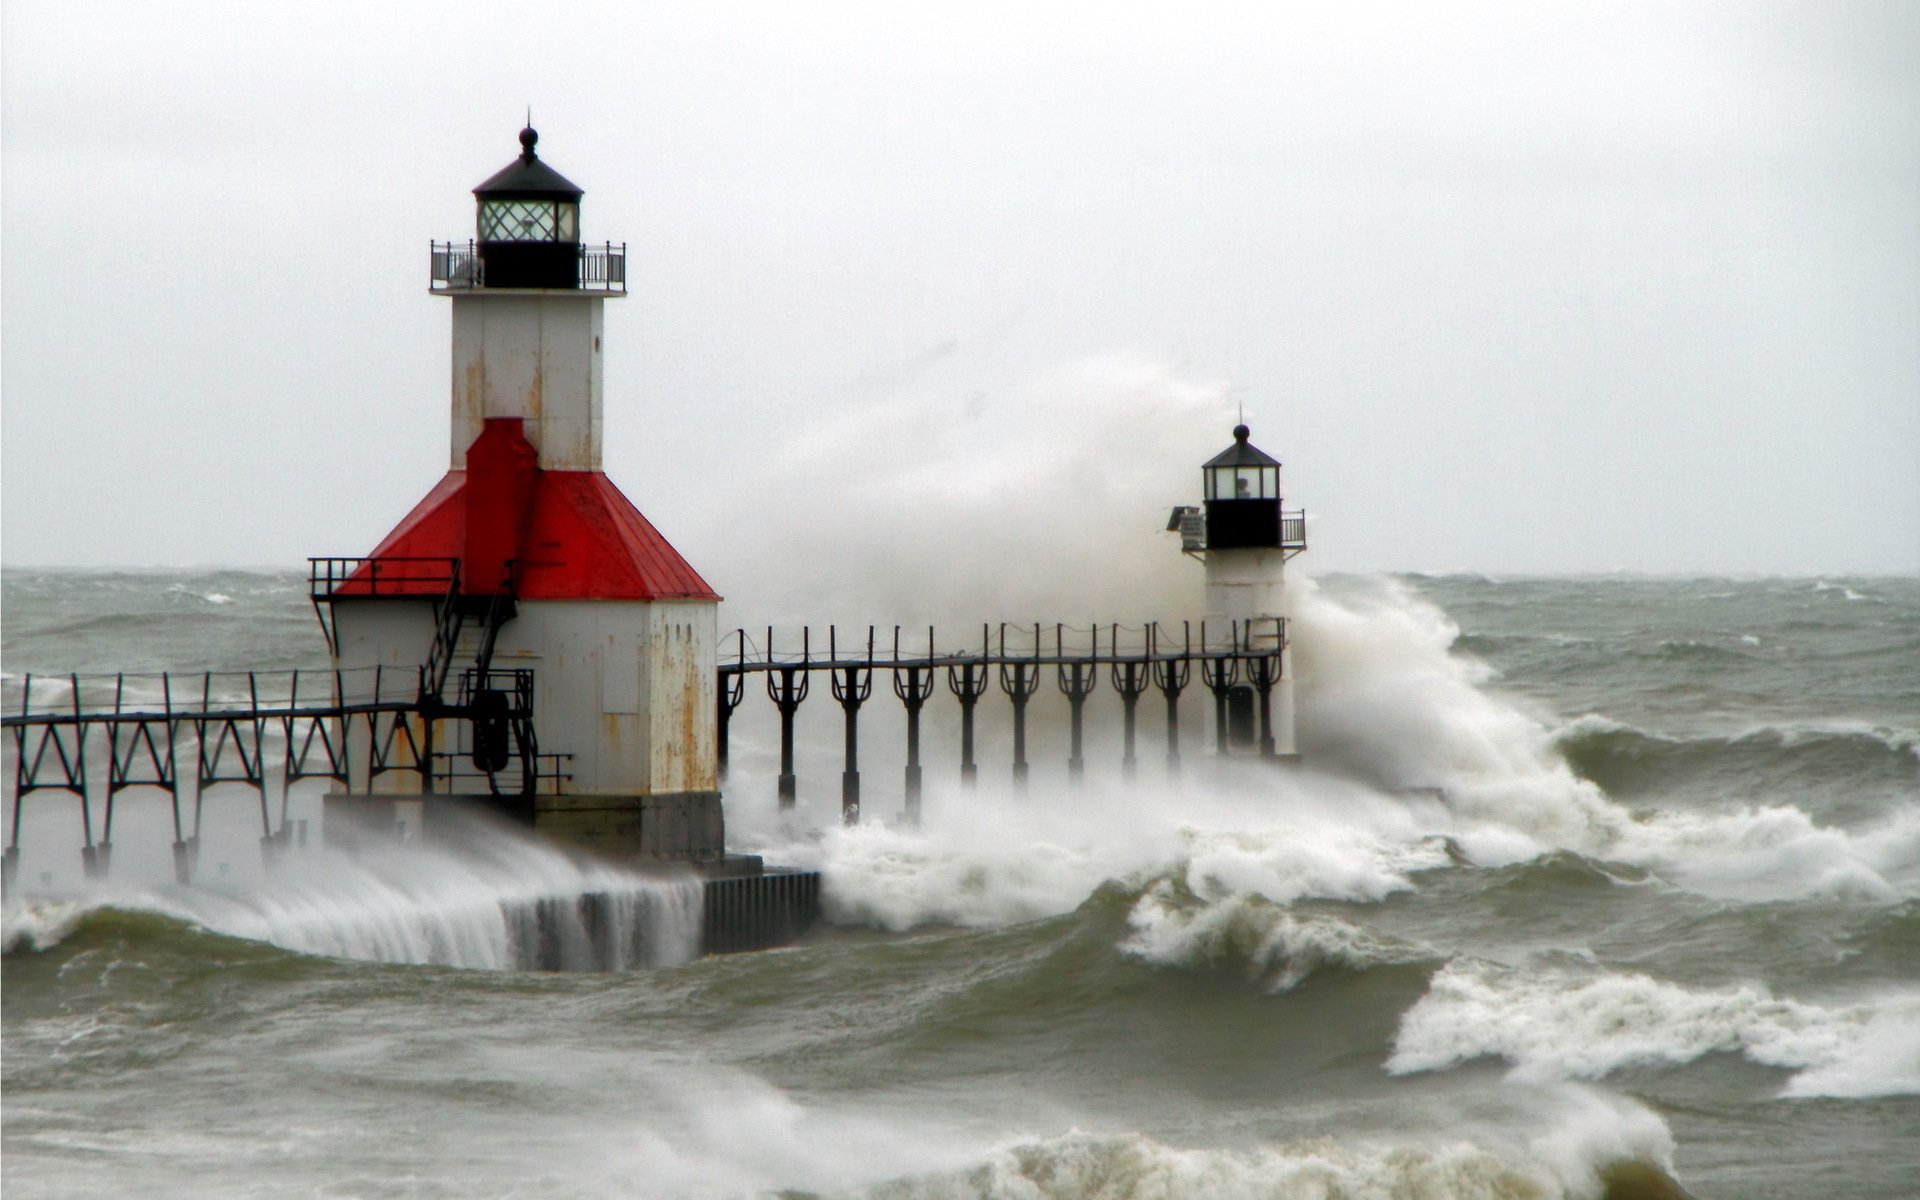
[1173,424,1307,756]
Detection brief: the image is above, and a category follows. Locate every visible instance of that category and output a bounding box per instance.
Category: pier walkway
[719,617,1289,823]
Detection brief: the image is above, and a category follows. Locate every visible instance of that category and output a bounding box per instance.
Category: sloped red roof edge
[341,470,720,602]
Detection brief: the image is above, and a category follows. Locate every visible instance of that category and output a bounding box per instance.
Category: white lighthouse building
[1175,423,1307,757]
[318,127,723,860]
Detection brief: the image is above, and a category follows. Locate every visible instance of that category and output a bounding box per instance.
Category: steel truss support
[892,627,936,825]
[1152,624,1193,771]
[998,624,1041,792]
[830,628,874,825]
[1055,624,1098,783]
[1110,627,1151,780]
[946,625,990,788]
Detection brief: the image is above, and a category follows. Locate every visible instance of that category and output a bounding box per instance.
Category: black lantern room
[1202,424,1284,550]
[473,127,584,289]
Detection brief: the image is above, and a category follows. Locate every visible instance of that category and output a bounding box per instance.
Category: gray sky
[4,1,1917,585]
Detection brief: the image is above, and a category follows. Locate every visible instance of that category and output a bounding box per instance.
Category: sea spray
[2,829,705,971]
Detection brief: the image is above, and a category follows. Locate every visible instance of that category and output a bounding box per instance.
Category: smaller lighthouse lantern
[1202,424,1285,550]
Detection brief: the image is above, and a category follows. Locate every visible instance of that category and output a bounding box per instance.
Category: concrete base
[322,789,726,863]
[319,792,817,957]
[534,791,724,862]
[702,869,821,955]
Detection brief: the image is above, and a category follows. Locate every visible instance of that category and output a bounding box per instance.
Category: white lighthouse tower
[1174,424,1307,757]
[318,127,724,860]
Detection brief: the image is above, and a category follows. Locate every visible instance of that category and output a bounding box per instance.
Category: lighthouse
[1172,423,1307,757]
[316,127,725,860]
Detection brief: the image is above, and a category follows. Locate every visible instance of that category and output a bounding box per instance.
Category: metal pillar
[893,627,935,826]
[1153,624,1191,772]
[769,668,805,808]
[1056,625,1096,784]
[1250,653,1278,758]
[717,637,746,783]
[1112,645,1149,780]
[831,628,873,826]
[948,644,988,789]
[1201,624,1240,757]
[766,626,811,809]
[999,624,1040,791]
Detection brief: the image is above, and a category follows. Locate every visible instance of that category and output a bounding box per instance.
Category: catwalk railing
[428,240,628,293]
[0,665,560,896]
[718,617,1290,825]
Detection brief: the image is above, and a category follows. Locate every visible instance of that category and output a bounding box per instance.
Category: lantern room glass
[479,198,579,243]
[1205,464,1277,501]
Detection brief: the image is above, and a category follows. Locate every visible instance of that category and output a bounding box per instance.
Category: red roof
[348,469,720,602]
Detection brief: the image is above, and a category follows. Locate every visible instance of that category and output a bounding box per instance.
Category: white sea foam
[1610,803,1920,902]
[871,1131,1566,1200]
[1389,959,1920,1098]
[850,1093,1678,1200]
[751,770,1455,935]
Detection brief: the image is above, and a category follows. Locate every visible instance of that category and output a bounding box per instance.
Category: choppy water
[4,570,1917,1198]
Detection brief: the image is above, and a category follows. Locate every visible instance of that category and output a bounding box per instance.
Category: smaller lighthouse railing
[1279,511,1307,549]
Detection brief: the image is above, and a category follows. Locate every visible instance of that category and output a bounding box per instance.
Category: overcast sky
[4,1,1916,588]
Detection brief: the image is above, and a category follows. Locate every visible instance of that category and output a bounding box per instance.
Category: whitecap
[1388,959,1920,1099]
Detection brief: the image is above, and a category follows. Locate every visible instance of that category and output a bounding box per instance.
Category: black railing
[1279,511,1307,550]
[429,240,627,294]
[309,557,459,601]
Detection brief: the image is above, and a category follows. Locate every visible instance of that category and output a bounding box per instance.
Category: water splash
[4,830,705,972]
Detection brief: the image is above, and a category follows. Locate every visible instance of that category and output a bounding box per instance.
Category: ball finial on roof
[1233,423,1251,442]
[519,126,539,157]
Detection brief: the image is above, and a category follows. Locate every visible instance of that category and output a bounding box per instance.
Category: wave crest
[860,1119,1685,1200]
[1556,715,1920,797]
[1388,960,1920,1098]
[1122,881,1435,991]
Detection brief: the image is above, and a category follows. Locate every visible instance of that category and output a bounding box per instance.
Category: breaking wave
[1389,959,1920,1099]
[1122,882,1439,991]
[851,1104,1687,1200]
